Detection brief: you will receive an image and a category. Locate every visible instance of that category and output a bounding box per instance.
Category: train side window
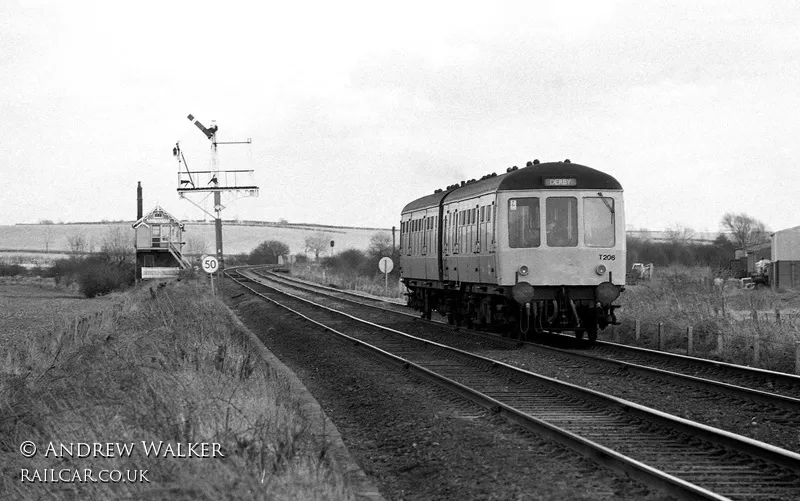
[508,197,540,248]
[546,197,578,247]
[584,197,615,247]
[480,206,485,222]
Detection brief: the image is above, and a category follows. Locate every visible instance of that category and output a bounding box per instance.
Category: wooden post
[753,331,760,366]
[686,326,693,356]
[635,319,641,341]
[775,308,781,325]
[657,322,664,351]
[796,341,800,375]
[717,331,724,356]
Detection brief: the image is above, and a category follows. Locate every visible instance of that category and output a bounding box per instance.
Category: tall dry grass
[612,265,800,373]
[290,264,403,300]
[0,279,355,500]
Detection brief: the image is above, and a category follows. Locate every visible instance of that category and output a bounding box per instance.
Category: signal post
[174,113,259,287]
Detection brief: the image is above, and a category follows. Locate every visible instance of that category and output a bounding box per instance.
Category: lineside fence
[606,309,800,375]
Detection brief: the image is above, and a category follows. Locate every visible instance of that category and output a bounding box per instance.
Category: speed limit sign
[202,256,219,274]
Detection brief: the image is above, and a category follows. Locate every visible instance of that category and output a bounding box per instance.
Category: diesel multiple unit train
[398,160,625,340]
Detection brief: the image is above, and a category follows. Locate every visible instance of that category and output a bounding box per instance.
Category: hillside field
[0,222,393,260]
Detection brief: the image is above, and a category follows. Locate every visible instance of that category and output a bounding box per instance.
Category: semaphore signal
[174,114,259,272]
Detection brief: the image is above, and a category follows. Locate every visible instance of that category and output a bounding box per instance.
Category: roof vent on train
[564,159,571,163]
[438,170,500,194]
[526,159,540,167]
[505,165,519,173]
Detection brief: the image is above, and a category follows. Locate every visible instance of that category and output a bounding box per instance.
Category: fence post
[657,322,664,351]
[687,326,693,356]
[796,341,800,375]
[753,331,760,366]
[635,319,641,341]
[717,331,724,356]
[775,308,781,325]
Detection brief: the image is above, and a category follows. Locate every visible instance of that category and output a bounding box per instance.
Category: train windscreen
[583,197,615,247]
[508,197,540,248]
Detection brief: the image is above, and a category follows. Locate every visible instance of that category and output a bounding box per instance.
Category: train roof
[402,161,622,213]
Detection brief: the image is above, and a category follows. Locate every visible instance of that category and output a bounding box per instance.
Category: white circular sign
[202,256,219,273]
[378,257,394,273]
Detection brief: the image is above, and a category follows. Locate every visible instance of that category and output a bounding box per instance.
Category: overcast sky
[3,0,799,233]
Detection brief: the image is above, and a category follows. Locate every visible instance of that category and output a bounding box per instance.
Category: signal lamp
[595,264,607,275]
[519,265,529,276]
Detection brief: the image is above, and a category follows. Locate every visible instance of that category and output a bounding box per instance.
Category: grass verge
[290,264,402,300]
[613,266,800,373]
[0,278,355,500]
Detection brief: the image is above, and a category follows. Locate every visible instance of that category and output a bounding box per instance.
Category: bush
[76,257,135,298]
[0,262,26,277]
[48,257,85,286]
[248,240,290,265]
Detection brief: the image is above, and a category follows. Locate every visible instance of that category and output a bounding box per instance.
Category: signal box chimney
[137,181,143,220]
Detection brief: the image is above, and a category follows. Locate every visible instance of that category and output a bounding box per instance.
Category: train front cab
[494,189,626,340]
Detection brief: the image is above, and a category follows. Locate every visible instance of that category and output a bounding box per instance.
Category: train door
[470,205,481,283]
[426,213,437,279]
[413,216,421,278]
[440,210,450,280]
[421,212,428,279]
[453,209,460,282]
[488,202,497,282]
[454,208,465,282]
[478,203,488,283]
[440,211,448,281]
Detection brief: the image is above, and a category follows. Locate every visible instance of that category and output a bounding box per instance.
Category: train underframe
[402,279,620,342]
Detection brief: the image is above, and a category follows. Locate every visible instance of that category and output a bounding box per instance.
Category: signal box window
[584,197,615,247]
[546,197,577,247]
[508,197,540,248]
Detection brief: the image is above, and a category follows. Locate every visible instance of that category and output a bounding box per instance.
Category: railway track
[247,267,800,414]
[248,267,800,455]
[226,268,800,501]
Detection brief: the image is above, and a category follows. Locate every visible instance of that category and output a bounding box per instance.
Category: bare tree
[665,223,695,245]
[368,232,393,258]
[43,226,53,252]
[100,227,135,265]
[185,235,209,256]
[720,212,769,254]
[66,233,88,253]
[304,233,331,261]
